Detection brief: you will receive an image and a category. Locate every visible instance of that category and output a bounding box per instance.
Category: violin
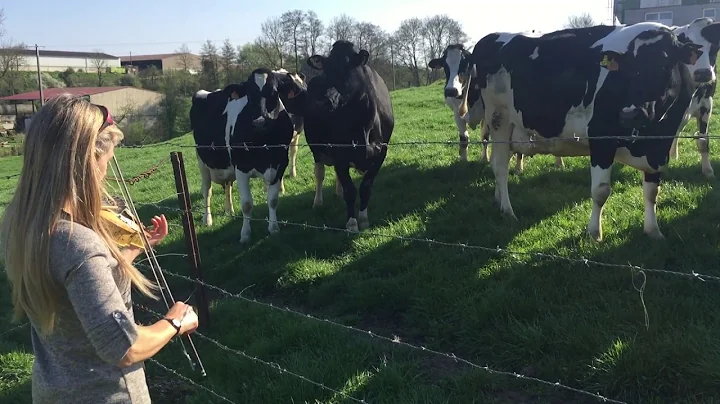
[100,196,150,250]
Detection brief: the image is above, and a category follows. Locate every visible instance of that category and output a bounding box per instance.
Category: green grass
[2,80,720,403]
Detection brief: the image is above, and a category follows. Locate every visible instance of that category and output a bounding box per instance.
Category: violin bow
[109,155,206,377]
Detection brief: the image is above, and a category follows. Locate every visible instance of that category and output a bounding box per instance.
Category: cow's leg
[312,162,325,208]
[264,168,282,235]
[289,132,300,178]
[335,164,359,232]
[358,157,386,231]
[514,153,524,173]
[224,181,234,217]
[555,156,565,168]
[198,161,213,226]
[588,151,615,242]
[236,170,253,243]
[454,110,469,161]
[480,122,490,163]
[335,170,343,198]
[669,137,679,160]
[643,172,663,239]
[491,125,516,219]
[696,102,714,178]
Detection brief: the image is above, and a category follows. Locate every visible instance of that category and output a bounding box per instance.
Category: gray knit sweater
[29,219,151,403]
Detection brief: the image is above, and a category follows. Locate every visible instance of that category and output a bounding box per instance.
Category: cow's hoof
[204,215,213,227]
[645,228,665,240]
[588,228,602,242]
[240,236,251,244]
[359,218,370,230]
[703,167,715,179]
[500,207,517,220]
[346,218,359,233]
[268,222,280,234]
[313,199,323,208]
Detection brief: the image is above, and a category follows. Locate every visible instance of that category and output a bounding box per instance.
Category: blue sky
[3,0,615,57]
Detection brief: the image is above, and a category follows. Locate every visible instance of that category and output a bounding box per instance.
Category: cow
[467,22,703,241]
[303,40,394,232]
[428,41,564,171]
[189,68,306,242]
[668,17,720,179]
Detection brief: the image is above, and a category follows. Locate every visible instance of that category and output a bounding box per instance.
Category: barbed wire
[0,321,29,338]
[134,201,720,284]
[105,158,167,185]
[135,303,368,403]
[115,132,720,151]
[146,358,237,404]
[137,268,626,403]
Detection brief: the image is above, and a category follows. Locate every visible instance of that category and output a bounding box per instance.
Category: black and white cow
[428,41,564,171]
[669,18,720,178]
[190,68,306,242]
[468,22,703,240]
[303,40,394,232]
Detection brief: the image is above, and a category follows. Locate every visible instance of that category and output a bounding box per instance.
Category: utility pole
[34,44,44,106]
[390,41,396,91]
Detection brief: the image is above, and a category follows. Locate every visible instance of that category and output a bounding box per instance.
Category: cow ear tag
[600,55,619,71]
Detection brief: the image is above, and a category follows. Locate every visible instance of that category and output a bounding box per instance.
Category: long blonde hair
[0,94,157,336]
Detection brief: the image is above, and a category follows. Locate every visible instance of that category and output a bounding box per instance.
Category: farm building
[120,52,202,73]
[0,86,162,132]
[618,0,720,26]
[0,49,122,73]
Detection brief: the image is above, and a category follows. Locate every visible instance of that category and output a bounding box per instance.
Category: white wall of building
[18,55,121,72]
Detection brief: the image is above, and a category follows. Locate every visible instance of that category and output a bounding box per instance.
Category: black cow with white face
[429,40,564,171]
[303,40,395,232]
[670,18,720,178]
[190,68,306,243]
[469,22,703,240]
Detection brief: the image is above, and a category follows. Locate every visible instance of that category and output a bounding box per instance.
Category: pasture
[2,80,720,403]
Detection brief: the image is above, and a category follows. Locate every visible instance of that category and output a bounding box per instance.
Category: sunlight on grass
[590,337,630,375]
[319,368,375,404]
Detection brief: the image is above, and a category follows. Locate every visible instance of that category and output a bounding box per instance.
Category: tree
[353,22,387,65]
[175,43,193,72]
[220,39,237,84]
[394,18,425,86]
[281,10,306,72]
[0,8,25,86]
[422,15,467,83]
[90,51,108,86]
[565,13,595,28]
[256,16,287,68]
[326,14,356,46]
[304,11,324,57]
[200,40,220,89]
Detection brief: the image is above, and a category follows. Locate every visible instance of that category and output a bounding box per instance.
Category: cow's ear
[355,50,369,67]
[307,55,324,70]
[428,58,444,69]
[701,22,720,45]
[600,51,621,71]
[680,43,704,65]
[297,72,306,80]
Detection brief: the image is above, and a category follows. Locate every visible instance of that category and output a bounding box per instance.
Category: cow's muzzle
[444,87,460,98]
[694,68,713,84]
[619,105,649,129]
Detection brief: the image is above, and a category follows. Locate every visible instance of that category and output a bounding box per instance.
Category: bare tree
[255,16,288,69]
[304,11,324,57]
[326,14,356,46]
[394,18,425,86]
[281,10,306,72]
[565,13,595,28]
[0,8,25,84]
[422,15,468,83]
[353,22,387,65]
[221,39,237,84]
[175,43,192,72]
[91,51,108,86]
[200,40,221,89]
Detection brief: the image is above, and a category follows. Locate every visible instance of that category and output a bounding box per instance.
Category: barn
[0,86,162,132]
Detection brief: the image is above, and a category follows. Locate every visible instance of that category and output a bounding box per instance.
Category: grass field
[2,80,720,403]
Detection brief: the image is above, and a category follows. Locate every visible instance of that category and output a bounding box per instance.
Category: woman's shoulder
[50,219,114,281]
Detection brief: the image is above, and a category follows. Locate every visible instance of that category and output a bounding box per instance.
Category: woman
[0,94,199,404]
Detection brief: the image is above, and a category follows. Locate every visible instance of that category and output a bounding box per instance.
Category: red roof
[0,87,128,102]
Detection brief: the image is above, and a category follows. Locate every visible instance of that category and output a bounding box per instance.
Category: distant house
[619,0,720,26]
[0,49,121,73]
[120,53,202,74]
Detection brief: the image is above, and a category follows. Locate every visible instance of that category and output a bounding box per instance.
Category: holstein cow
[669,18,720,178]
[304,40,394,232]
[428,41,564,171]
[469,22,703,240]
[190,68,306,242]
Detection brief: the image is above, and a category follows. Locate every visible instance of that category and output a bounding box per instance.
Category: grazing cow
[669,18,720,178]
[468,22,703,240]
[190,69,306,242]
[303,40,394,232]
[428,41,564,171]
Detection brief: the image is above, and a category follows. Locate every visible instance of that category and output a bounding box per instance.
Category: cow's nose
[444,88,460,98]
[694,69,713,83]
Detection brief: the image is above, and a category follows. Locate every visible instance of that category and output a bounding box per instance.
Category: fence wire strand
[0,322,29,338]
[147,358,237,404]
[134,201,720,284]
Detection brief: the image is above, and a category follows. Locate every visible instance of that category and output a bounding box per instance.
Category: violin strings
[109,156,207,376]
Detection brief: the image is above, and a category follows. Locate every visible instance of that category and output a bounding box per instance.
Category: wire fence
[1,140,718,403]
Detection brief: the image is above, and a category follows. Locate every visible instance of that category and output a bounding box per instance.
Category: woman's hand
[165,301,199,335]
[119,215,169,263]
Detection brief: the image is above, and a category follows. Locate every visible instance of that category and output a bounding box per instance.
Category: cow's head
[242,68,288,128]
[275,70,307,116]
[600,26,703,129]
[306,40,369,112]
[428,44,474,99]
[673,18,720,84]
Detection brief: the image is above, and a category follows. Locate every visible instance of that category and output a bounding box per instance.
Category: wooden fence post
[170,151,211,331]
